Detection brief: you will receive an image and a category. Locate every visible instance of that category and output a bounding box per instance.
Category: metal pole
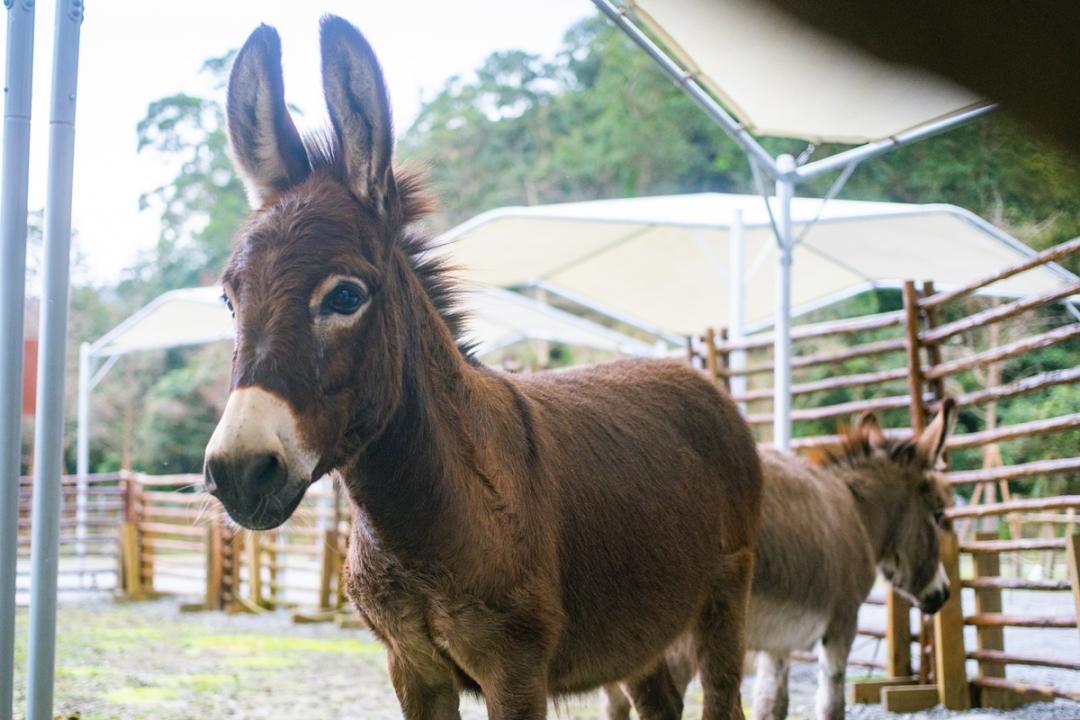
[0,2,36,718]
[589,0,780,178]
[795,104,995,181]
[728,208,747,407]
[27,2,84,718]
[773,155,796,450]
[75,343,90,561]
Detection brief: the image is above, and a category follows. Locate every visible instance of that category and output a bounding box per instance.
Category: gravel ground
[9,597,1078,719]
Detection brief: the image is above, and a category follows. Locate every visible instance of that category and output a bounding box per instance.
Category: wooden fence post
[934,529,970,710]
[973,532,1009,708]
[118,474,143,598]
[886,280,928,678]
[205,518,224,610]
[247,531,268,609]
[319,528,335,611]
[1068,533,1080,643]
[138,480,153,593]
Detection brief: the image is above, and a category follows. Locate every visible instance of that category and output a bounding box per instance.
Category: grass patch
[101,685,179,704]
[191,633,381,655]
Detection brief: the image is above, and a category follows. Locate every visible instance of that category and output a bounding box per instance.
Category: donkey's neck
[844,466,900,563]
[345,262,489,557]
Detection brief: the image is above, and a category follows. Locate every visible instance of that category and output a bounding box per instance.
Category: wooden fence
[695,236,1080,710]
[16,472,124,590]
[115,472,350,620]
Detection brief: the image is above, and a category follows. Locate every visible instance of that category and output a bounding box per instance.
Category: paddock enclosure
[695,237,1080,711]
[10,237,1072,715]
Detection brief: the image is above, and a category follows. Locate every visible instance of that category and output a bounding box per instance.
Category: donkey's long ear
[320,16,396,216]
[227,25,310,206]
[916,397,957,468]
[856,411,887,450]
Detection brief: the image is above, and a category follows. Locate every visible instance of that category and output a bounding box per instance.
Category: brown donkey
[605,401,956,720]
[202,17,762,720]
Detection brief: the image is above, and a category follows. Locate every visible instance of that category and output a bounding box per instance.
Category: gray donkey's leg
[815,621,857,720]
[602,683,633,720]
[752,651,790,720]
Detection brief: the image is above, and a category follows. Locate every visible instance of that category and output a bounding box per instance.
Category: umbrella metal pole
[75,343,90,561]
[26,2,84,718]
[772,155,796,450]
[0,2,36,718]
[728,209,747,407]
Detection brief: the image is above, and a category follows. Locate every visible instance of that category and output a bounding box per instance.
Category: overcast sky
[0,0,591,284]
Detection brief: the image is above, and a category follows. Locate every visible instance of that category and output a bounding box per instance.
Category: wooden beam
[934,530,970,710]
[848,677,917,705]
[1067,533,1080,642]
[881,685,940,712]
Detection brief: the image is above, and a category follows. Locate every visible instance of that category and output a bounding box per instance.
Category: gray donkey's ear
[227,24,309,207]
[320,16,396,216]
[917,397,957,468]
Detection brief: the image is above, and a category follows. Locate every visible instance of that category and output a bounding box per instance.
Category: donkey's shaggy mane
[301,129,473,355]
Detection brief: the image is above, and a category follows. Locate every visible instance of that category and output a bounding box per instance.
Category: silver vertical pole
[27,2,84,718]
[727,208,747,408]
[75,343,90,560]
[0,2,36,718]
[773,155,796,451]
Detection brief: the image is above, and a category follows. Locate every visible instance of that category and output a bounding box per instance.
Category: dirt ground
[10,598,1078,720]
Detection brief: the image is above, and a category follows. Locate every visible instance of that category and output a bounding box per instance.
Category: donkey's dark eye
[220,291,234,316]
[933,510,945,525]
[323,282,368,315]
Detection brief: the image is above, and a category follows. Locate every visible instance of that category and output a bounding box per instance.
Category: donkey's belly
[748,596,830,654]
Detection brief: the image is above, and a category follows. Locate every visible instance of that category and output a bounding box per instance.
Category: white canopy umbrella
[438,193,1075,338]
[627,0,983,145]
[591,0,998,449]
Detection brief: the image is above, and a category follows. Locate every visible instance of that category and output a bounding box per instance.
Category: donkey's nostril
[242,452,289,493]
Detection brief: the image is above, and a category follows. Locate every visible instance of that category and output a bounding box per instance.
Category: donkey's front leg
[387,650,462,720]
[480,656,549,720]
[815,622,856,720]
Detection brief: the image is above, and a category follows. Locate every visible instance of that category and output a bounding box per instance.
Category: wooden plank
[933,530,970,710]
[962,577,1071,591]
[847,677,917,705]
[947,459,1080,486]
[719,337,906,378]
[137,521,207,538]
[920,237,1080,310]
[731,366,908,402]
[881,685,940,713]
[948,495,1080,519]
[967,649,1080,672]
[746,393,916,425]
[1067,533,1080,642]
[961,538,1065,554]
[925,323,1080,380]
[956,366,1080,409]
[965,613,1077,628]
[714,310,904,352]
[921,281,1080,344]
[971,676,1080,703]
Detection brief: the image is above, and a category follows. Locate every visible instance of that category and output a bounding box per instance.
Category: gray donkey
[606,400,956,720]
